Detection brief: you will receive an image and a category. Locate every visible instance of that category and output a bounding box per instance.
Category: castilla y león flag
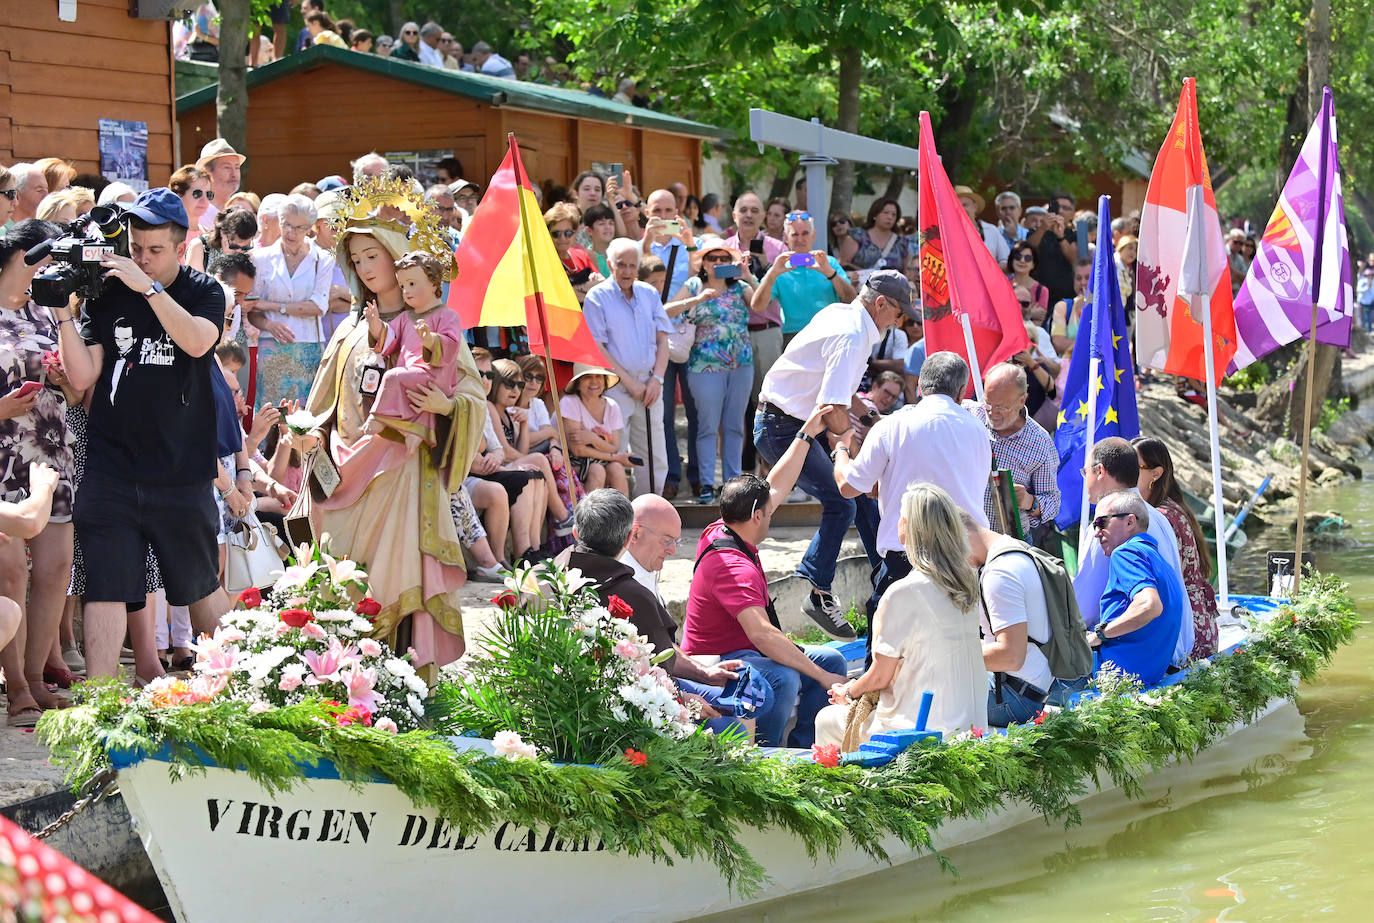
[917,112,1028,389]
[1134,78,1237,384]
[449,136,608,367]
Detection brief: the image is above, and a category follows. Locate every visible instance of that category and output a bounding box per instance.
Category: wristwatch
[1095,621,1110,642]
[830,443,850,462]
[142,280,164,299]
[795,432,815,445]
[861,410,879,425]
[652,373,664,384]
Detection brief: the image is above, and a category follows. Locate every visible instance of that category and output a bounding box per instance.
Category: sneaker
[470,564,504,583]
[802,588,857,641]
[62,643,85,674]
[786,486,811,504]
[696,485,715,505]
[552,512,576,537]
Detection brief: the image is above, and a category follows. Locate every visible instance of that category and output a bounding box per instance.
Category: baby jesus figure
[363,250,465,452]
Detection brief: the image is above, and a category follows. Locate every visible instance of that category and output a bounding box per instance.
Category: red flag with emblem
[917,112,1029,393]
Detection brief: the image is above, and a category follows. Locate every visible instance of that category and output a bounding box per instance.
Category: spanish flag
[449,136,608,368]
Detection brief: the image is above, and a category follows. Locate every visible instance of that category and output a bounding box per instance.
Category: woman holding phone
[0,219,81,722]
[664,238,754,505]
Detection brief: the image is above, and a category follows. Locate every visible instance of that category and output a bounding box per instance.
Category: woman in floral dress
[0,220,79,722]
[665,238,754,505]
[1132,436,1219,660]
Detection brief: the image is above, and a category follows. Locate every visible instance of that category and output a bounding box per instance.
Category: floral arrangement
[142,542,427,732]
[432,563,694,764]
[35,570,1361,895]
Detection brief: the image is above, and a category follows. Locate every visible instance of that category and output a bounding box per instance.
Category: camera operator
[1025,195,1078,304]
[53,189,231,680]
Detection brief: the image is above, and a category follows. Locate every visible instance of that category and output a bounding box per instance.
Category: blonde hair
[34,157,76,192]
[36,186,93,221]
[0,166,11,193]
[543,201,581,229]
[900,484,979,611]
[224,191,260,213]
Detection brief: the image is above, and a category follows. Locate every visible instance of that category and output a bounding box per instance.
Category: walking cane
[648,241,679,498]
[645,405,656,497]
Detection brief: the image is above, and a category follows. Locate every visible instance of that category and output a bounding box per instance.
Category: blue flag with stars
[1053,195,1140,531]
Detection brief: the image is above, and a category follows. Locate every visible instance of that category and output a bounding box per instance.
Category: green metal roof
[176,44,724,140]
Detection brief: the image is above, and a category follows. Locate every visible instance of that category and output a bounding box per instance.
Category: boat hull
[116,695,1296,923]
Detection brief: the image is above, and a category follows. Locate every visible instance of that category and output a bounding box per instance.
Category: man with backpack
[963,513,1093,726]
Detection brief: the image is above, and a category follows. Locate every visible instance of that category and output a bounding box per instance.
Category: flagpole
[959,313,986,403]
[1198,293,1229,605]
[1077,356,1101,557]
[1292,89,1331,597]
[508,132,576,479]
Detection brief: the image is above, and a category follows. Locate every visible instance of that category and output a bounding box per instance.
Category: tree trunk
[389,0,407,36]
[768,153,799,202]
[882,170,908,202]
[830,45,862,218]
[216,0,250,157]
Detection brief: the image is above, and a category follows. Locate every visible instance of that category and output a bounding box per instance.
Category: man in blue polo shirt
[1086,490,1184,686]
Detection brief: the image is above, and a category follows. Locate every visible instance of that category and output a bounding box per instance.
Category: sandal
[7,706,43,728]
[43,666,79,689]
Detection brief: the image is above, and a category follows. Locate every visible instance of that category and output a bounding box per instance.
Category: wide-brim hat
[449,178,479,196]
[689,236,740,275]
[953,185,984,213]
[563,363,620,394]
[196,138,247,169]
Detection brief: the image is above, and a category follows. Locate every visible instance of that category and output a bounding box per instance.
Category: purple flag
[1229,86,1352,373]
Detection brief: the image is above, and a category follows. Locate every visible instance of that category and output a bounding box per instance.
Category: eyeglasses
[0,189,15,201]
[190,189,215,200]
[983,399,1022,415]
[641,525,682,551]
[1092,512,1131,531]
[402,29,418,36]
[281,222,311,233]
[1079,462,1100,477]
[550,229,577,239]
[227,243,253,251]
[785,211,812,222]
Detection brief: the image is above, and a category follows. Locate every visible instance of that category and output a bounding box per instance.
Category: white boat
[106,596,1308,923]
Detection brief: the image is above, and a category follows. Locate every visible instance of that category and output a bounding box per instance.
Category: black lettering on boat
[206,799,234,832]
[253,804,284,839]
[398,814,428,847]
[426,816,454,850]
[539,829,558,852]
[492,821,514,851]
[348,811,375,844]
[453,831,479,850]
[316,809,346,843]
[236,801,258,835]
[286,809,312,841]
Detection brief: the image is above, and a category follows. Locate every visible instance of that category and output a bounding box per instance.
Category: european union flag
[1054,195,1141,532]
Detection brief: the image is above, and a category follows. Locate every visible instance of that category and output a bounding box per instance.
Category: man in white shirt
[472,41,516,78]
[1074,437,1195,665]
[957,185,1010,267]
[417,22,446,67]
[620,494,681,601]
[964,515,1060,726]
[833,350,992,657]
[753,270,913,640]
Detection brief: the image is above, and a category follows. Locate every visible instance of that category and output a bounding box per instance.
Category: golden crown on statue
[329,175,458,280]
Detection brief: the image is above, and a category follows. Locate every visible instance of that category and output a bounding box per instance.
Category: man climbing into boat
[1072,437,1193,667]
[1086,490,1185,686]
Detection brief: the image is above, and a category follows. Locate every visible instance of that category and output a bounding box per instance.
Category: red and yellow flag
[449,138,608,367]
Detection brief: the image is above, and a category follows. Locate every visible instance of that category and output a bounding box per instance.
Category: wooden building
[177,45,722,195]
[0,0,176,182]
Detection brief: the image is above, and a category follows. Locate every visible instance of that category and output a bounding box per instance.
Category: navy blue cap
[123,187,189,229]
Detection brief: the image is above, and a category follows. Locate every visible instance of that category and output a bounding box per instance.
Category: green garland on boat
[36,573,1361,894]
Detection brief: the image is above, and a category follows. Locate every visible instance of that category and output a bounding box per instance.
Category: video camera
[27,205,130,308]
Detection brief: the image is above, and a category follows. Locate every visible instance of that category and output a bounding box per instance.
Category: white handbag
[667,314,696,364]
[225,515,288,595]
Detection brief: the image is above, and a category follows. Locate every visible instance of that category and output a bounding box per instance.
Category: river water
[732,478,1374,922]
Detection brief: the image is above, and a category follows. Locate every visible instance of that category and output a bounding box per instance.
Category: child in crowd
[364,251,466,452]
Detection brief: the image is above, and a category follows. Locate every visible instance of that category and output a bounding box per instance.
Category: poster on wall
[383,150,455,188]
[98,119,149,191]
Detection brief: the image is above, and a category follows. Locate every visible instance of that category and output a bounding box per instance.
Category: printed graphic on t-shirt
[111,319,135,403]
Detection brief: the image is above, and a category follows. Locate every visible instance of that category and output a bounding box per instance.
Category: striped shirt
[972,404,1060,535]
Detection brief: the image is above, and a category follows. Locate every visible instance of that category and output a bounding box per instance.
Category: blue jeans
[1362,300,1374,333]
[988,676,1090,726]
[722,646,848,748]
[677,667,775,736]
[689,364,753,488]
[753,408,880,590]
[663,360,699,488]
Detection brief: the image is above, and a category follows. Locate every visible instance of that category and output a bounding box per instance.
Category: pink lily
[341,662,382,714]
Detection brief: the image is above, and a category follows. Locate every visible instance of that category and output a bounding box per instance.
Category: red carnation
[623,748,648,767]
[492,591,519,609]
[971,726,985,739]
[336,706,373,727]
[280,608,314,628]
[1033,711,1045,725]
[237,587,262,609]
[607,595,634,620]
[355,597,382,618]
[810,743,840,767]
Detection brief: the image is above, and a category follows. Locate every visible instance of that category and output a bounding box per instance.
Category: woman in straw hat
[559,364,633,496]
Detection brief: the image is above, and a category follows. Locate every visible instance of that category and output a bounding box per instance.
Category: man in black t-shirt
[1027,194,1079,304]
[54,188,230,679]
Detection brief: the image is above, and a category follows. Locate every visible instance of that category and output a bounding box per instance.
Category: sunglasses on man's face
[1092,512,1131,531]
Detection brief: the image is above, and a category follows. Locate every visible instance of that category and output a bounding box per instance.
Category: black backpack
[981,540,1093,680]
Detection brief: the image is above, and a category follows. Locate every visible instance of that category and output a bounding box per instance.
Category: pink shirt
[681,520,767,656]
